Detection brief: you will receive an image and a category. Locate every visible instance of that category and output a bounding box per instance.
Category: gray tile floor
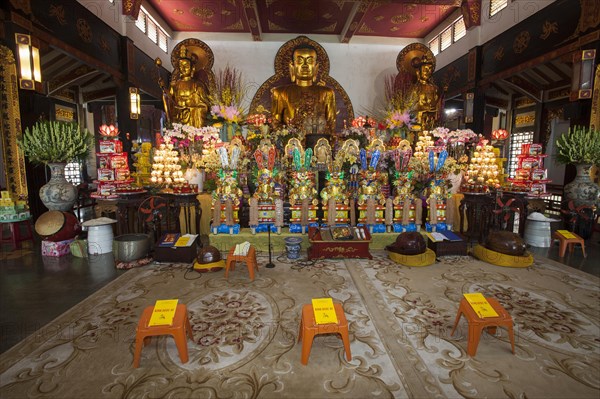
[1,225,598,354]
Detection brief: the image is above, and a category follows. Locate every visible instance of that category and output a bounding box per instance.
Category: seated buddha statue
[271,45,336,136]
[407,54,441,131]
[159,45,209,128]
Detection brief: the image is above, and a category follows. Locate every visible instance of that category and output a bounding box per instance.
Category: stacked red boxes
[92,136,133,199]
[507,143,551,196]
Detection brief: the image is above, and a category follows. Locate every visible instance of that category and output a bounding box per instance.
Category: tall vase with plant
[18,120,92,211]
[555,126,600,208]
[554,125,599,238]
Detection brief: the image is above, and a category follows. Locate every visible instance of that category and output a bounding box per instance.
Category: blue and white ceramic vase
[39,162,78,211]
[284,236,303,260]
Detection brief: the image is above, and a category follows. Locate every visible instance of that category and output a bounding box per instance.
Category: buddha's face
[291,48,317,83]
[420,63,433,80]
[179,59,193,78]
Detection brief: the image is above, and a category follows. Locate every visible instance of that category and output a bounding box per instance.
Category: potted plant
[18,120,92,211]
[554,125,600,237]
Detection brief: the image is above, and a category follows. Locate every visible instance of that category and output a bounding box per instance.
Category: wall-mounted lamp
[464,92,474,123]
[129,87,140,119]
[571,49,596,100]
[15,33,41,90]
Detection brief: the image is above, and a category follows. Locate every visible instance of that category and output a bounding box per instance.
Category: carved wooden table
[459,192,495,243]
[307,226,372,260]
[165,193,202,235]
[495,191,529,236]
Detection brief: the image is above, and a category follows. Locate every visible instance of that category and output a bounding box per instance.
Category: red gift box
[110,154,128,169]
[97,168,115,181]
[114,168,131,181]
[99,140,123,153]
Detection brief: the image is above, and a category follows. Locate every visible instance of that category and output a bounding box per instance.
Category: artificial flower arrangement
[246,106,272,139]
[382,72,415,140]
[390,146,457,198]
[162,123,222,170]
[209,66,248,142]
[431,127,480,170]
[339,116,378,148]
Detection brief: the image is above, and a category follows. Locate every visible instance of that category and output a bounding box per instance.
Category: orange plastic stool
[553,230,586,258]
[133,304,193,368]
[297,303,352,365]
[225,245,258,281]
[450,297,515,356]
[0,219,34,251]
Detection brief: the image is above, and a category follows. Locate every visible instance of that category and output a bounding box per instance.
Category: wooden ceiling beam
[545,61,571,81]
[485,96,509,109]
[529,66,554,86]
[82,87,117,103]
[242,0,261,41]
[520,70,547,90]
[500,76,542,103]
[490,82,509,96]
[340,1,373,44]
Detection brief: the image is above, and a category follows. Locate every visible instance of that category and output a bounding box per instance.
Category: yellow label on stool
[557,230,576,239]
[463,293,499,318]
[312,298,338,325]
[149,299,178,326]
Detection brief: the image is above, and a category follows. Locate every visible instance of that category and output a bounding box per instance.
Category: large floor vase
[563,163,600,208]
[39,163,78,211]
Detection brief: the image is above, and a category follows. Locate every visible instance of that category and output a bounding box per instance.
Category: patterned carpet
[0,251,598,398]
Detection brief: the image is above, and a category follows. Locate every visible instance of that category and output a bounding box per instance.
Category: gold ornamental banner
[0,45,28,199]
[591,64,600,131]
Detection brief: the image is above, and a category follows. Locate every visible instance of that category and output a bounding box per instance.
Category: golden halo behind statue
[396,43,436,79]
[170,39,214,73]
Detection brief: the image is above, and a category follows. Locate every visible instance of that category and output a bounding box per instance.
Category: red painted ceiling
[147,0,462,42]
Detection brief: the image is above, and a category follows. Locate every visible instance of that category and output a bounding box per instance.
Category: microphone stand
[265,224,275,268]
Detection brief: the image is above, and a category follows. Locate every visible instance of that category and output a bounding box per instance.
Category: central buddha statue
[271,45,336,136]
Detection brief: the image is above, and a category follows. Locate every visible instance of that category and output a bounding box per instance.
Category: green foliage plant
[555,126,600,166]
[18,121,93,165]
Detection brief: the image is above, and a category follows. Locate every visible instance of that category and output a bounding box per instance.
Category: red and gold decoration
[211,138,245,234]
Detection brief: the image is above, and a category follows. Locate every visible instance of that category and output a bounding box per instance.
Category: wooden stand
[459,193,494,243]
[307,226,372,260]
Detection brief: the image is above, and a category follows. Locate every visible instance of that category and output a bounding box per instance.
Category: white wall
[173,33,414,115]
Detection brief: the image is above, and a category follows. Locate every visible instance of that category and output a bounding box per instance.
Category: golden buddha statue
[271,46,336,135]
[159,46,209,128]
[408,54,441,131]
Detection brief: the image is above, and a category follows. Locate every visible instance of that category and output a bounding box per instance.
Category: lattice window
[507,131,534,178]
[428,16,466,55]
[490,0,508,17]
[429,36,440,56]
[440,27,453,51]
[64,161,82,186]
[158,30,168,52]
[135,11,146,33]
[453,17,466,41]
[147,20,158,44]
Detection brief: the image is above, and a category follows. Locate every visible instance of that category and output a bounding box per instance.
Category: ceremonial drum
[35,211,81,242]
